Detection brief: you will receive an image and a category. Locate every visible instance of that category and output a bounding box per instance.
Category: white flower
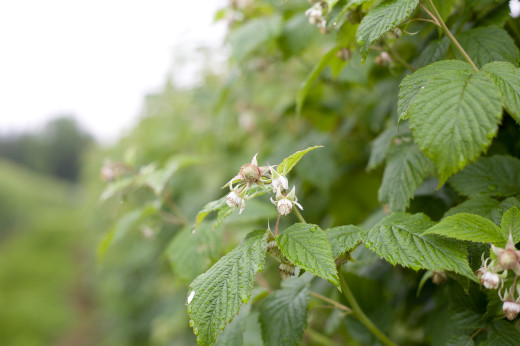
[226,191,246,214]
[503,301,520,320]
[277,198,293,216]
[271,186,303,216]
[481,271,500,289]
[305,3,326,32]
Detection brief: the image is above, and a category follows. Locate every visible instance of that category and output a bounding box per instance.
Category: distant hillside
[0,158,76,234]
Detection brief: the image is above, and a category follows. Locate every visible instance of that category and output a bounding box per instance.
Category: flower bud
[279,262,295,279]
[432,270,447,285]
[277,198,293,216]
[271,174,288,192]
[480,271,500,289]
[503,301,520,320]
[491,234,520,274]
[226,191,243,208]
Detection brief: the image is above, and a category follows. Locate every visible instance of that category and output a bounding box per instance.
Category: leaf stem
[309,291,352,314]
[338,269,397,346]
[275,214,281,236]
[423,0,478,71]
[293,207,307,224]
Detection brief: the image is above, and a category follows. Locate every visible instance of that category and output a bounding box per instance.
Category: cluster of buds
[224,154,303,217]
[477,234,520,320]
[305,2,326,33]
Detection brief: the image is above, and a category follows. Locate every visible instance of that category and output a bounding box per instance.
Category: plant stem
[424,0,478,71]
[338,269,397,346]
[275,214,281,236]
[293,207,307,223]
[309,291,352,314]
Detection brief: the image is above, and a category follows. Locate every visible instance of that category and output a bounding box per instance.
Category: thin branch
[310,291,352,314]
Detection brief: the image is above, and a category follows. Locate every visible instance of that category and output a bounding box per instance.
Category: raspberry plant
[99,0,520,344]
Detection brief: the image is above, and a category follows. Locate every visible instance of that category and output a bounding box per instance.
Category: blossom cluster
[477,234,520,320]
[305,2,326,33]
[224,154,303,216]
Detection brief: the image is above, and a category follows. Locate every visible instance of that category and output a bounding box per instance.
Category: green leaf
[99,176,136,201]
[449,155,520,197]
[408,64,502,184]
[276,146,323,175]
[483,61,520,123]
[481,320,520,345]
[444,196,500,220]
[276,223,340,289]
[228,15,283,61]
[325,225,363,259]
[398,60,472,121]
[414,38,450,68]
[356,0,419,58]
[194,196,234,231]
[259,274,312,346]
[361,213,475,280]
[97,203,158,262]
[423,213,506,244]
[501,207,520,243]
[296,48,340,115]
[492,197,520,225]
[216,301,251,346]
[166,223,221,282]
[378,140,434,212]
[188,230,268,346]
[446,335,474,346]
[366,126,398,170]
[456,26,520,68]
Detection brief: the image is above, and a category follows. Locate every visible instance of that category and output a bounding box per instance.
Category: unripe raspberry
[432,271,447,285]
[503,301,520,320]
[240,163,261,183]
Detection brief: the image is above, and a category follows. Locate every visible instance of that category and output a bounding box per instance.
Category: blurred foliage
[0,116,93,181]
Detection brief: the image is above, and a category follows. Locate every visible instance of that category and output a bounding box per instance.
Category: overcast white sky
[0,0,227,142]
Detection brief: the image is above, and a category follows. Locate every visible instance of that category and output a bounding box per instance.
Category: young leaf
[259,274,312,346]
[456,26,520,68]
[276,146,323,175]
[449,155,520,197]
[296,48,339,115]
[361,213,475,280]
[366,126,398,170]
[482,61,520,124]
[356,0,419,58]
[194,196,234,231]
[423,213,507,244]
[187,230,268,346]
[378,140,434,212]
[276,223,340,289]
[166,223,221,282]
[408,65,502,184]
[444,196,500,220]
[500,207,520,243]
[325,225,364,259]
[398,60,473,121]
